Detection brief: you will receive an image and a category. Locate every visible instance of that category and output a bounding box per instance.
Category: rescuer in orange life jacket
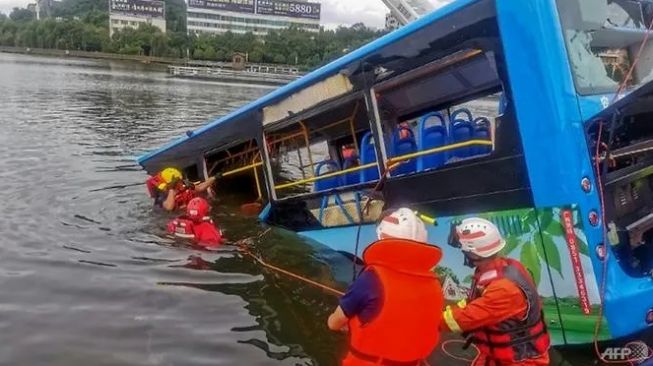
[166,197,225,248]
[327,208,444,366]
[145,168,219,212]
[442,218,551,366]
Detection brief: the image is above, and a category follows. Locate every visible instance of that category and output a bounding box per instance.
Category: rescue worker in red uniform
[146,168,218,212]
[327,208,444,366]
[442,218,551,366]
[166,197,225,248]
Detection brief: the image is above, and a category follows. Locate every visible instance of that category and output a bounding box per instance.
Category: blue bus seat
[473,117,492,155]
[417,112,448,171]
[342,157,361,186]
[391,126,417,175]
[314,160,341,192]
[359,132,380,182]
[450,108,474,159]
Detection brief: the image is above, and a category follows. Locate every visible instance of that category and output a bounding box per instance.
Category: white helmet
[455,217,505,258]
[377,208,428,243]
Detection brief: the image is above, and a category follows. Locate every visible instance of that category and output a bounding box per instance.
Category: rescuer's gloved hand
[182,179,195,190]
[167,177,181,191]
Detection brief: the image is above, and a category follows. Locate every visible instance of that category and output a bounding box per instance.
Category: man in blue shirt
[327,208,444,366]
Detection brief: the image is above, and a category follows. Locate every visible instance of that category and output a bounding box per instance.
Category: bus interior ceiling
[593,100,653,277]
[204,139,265,202]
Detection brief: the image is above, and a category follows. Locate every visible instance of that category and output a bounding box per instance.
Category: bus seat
[392,126,417,175]
[418,112,448,171]
[473,117,492,155]
[359,131,380,182]
[314,160,341,192]
[450,108,474,159]
[343,157,360,186]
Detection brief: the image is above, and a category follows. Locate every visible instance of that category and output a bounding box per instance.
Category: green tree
[435,266,460,284]
[10,7,34,22]
[165,0,186,33]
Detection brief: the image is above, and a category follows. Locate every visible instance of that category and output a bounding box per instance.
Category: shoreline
[0,45,185,66]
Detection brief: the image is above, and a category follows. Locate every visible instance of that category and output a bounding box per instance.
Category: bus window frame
[261,93,377,199]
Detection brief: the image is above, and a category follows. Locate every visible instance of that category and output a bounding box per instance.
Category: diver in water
[167,197,225,249]
[327,208,444,366]
[442,218,551,366]
[145,167,219,212]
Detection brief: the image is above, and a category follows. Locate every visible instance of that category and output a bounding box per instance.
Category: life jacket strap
[349,347,424,366]
[472,324,548,348]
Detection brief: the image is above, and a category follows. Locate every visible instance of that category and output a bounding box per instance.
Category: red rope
[440,340,480,363]
[592,17,653,364]
[234,233,345,297]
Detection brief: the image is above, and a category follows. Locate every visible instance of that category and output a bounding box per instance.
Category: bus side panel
[300,206,609,345]
[496,0,613,338]
[534,206,609,344]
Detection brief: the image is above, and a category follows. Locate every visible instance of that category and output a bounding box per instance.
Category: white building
[442,276,470,301]
[187,0,321,36]
[109,0,166,36]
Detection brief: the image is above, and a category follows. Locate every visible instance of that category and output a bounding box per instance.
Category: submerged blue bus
[139,0,653,345]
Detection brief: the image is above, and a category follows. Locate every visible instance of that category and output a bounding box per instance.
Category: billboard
[110,0,165,18]
[256,0,321,20]
[188,0,255,13]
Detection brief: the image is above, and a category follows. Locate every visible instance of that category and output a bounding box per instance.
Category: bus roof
[136,0,482,174]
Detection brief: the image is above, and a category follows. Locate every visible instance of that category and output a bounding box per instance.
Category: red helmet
[186,197,210,221]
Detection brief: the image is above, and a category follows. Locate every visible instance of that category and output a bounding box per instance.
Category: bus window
[204,139,265,202]
[264,96,375,200]
[373,49,500,177]
[556,0,653,94]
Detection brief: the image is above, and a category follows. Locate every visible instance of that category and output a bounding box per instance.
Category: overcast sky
[0,0,451,29]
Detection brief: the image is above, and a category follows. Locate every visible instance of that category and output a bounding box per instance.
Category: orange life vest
[345,239,444,366]
[469,258,550,363]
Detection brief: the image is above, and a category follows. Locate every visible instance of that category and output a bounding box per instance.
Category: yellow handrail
[252,156,263,200]
[274,139,493,191]
[275,162,378,190]
[222,162,263,177]
[388,139,492,164]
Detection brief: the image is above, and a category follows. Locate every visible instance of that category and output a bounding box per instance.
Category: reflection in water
[0,52,616,366]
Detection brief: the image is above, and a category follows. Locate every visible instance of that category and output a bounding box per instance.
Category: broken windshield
[556,0,653,95]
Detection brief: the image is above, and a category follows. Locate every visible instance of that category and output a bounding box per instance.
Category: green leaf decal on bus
[538,233,563,277]
[520,242,541,285]
[503,236,520,256]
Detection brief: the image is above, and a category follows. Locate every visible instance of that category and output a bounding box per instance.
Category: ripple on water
[0,52,352,366]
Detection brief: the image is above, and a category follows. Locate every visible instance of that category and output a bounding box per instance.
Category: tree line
[0,0,385,68]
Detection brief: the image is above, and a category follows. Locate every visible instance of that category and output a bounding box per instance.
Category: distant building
[109,0,166,36]
[442,276,470,301]
[186,0,321,36]
[385,13,399,30]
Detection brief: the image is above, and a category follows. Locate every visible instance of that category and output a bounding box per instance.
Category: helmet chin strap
[463,251,476,268]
